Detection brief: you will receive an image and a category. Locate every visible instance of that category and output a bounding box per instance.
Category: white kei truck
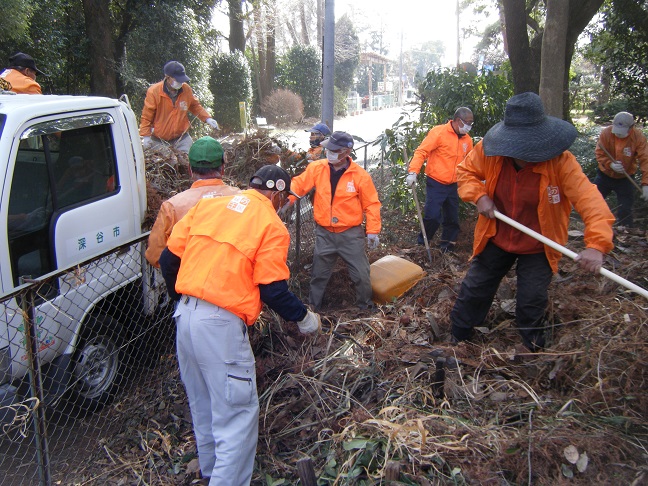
[0,93,166,418]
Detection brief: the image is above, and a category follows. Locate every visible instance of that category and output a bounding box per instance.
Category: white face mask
[327,151,344,163]
[169,79,183,90]
[458,125,471,135]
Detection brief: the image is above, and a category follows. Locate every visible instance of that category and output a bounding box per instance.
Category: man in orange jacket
[139,61,219,153]
[450,92,614,351]
[406,107,474,252]
[145,136,239,267]
[283,131,382,311]
[594,111,648,227]
[159,165,320,485]
[0,52,47,94]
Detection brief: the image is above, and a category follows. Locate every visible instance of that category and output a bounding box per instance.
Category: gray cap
[612,112,634,138]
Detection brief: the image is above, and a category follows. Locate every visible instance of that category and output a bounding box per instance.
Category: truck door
[3,112,141,376]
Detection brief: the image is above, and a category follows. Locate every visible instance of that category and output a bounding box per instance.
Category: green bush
[209,51,252,132]
[419,68,513,138]
[334,86,347,116]
[276,45,322,118]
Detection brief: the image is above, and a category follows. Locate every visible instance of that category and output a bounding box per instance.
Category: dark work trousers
[418,177,460,250]
[450,241,553,350]
[593,170,635,227]
[309,225,372,310]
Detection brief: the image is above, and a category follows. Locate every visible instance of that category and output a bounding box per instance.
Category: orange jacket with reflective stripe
[595,126,648,185]
[0,69,41,94]
[167,189,291,325]
[139,81,211,140]
[145,179,240,267]
[457,141,614,273]
[408,121,473,184]
[290,158,382,234]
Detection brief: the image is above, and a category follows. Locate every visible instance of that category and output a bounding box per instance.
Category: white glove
[142,136,152,150]
[297,310,321,334]
[610,161,625,174]
[206,118,220,130]
[366,234,380,250]
[643,186,648,201]
[405,172,417,187]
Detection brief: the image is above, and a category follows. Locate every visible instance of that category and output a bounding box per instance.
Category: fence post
[363,144,368,170]
[21,285,52,486]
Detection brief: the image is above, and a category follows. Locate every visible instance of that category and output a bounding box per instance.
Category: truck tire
[68,314,124,413]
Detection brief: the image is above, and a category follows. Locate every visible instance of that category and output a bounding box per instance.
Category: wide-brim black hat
[483,92,577,163]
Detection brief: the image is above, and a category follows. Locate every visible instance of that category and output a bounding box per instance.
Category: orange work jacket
[0,69,42,94]
[457,141,614,273]
[145,179,240,267]
[289,158,381,234]
[167,189,291,325]
[408,121,473,184]
[595,126,648,185]
[139,81,211,141]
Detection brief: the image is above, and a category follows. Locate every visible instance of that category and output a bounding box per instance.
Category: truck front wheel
[69,314,123,413]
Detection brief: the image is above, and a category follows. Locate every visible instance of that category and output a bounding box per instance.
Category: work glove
[405,172,418,188]
[643,186,648,201]
[206,118,220,130]
[610,161,625,174]
[142,136,152,150]
[366,234,380,250]
[297,310,321,334]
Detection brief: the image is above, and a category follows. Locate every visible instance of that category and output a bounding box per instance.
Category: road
[275,105,419,162]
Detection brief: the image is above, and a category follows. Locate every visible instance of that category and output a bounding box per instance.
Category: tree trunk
[81,0,117,97]
[316,0,324,49]
[501,0,539,93]
[228,0,246,53]
[300,4,310,45]
[265,0,276,96]
[539,0,568,117]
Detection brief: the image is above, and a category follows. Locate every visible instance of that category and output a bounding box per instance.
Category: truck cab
[0,94,162,416]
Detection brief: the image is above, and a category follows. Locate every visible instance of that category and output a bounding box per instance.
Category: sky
[212,0,498,68]
[335,0,497,67]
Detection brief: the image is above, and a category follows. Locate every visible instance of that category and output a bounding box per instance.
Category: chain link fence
[1,151,388,486]
[0,235,176,485]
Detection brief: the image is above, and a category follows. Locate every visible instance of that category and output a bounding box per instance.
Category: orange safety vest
[139,81,211,140]
[408,121,473,184]
[595,126,648,185]
[167,189,291,325]
[457,141,614,273]
[0,69,42,94]
[145,179,240,267]
[290,159,381,234]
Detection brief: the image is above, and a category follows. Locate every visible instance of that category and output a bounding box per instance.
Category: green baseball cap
[189,136,224,168]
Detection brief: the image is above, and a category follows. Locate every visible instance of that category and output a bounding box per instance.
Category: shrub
[209,51,252,132]
[261,89,304,124]
[276,45,322,117]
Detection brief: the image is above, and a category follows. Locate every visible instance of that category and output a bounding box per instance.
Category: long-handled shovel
[494,210,648,299]
[404,149,432,264]
[597,143,643,194]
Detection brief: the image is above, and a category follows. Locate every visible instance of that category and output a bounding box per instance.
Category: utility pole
[321,0,335,130]
[456,0,460,68]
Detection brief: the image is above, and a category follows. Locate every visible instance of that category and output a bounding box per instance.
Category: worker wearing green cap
[145,136,239,267]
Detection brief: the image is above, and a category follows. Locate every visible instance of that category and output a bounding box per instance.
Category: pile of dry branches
[64,140,647,485]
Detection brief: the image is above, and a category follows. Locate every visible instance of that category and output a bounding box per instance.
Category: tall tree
[228,0,246,52]
[81,0,117,97]
[501,0,605,119]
